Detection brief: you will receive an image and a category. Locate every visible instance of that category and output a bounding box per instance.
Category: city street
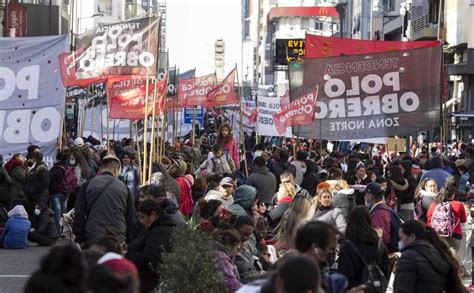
[0,246,50,292]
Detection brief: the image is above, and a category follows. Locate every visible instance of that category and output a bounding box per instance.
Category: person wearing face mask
[73,155,136,248]
[291,151,309,185]
[295,221,366,293]
[126,200,175,292]
[213,229,243,292]
[394,220,464,293]
[364,182,403,253]
[25,151,50,228]
[27,203,59,247]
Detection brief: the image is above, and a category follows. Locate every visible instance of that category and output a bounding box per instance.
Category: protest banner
[205,69,237,108]
[0,35,68,166]
[108,75,167,119]
[257,96,292,137]
[178,73,217,107]
[304,34,440,58]
[289,46,442,140]
[73,16,160,79]
[273,87,318,135]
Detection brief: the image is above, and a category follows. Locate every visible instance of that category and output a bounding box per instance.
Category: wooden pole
[142,77,150,184]
[134,121,142,176]
[192,107,196,146]
[148,78,158,181]
[106,88,110,149]
[235,63,248,177]
[100,102,104,141]
[112,119,116,142]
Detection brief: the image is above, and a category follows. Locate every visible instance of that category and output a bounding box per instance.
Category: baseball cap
[220,177,234,187]
[365,182,384,196]
[74,137,84,147]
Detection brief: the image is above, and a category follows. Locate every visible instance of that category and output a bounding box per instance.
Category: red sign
[205,69,237,108]
[59,53,107,87]
[178,73,217,107]
[6,0,26,37]
[165,96,186,112]
[305,34,440,58]
[273,87,319,135]
[108,76,167,119]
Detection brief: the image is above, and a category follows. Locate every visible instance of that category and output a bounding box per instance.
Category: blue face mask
[398,241,406,251]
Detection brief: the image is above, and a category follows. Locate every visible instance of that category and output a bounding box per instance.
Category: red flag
[273,87,319,135]
[59,53,106,87]
[205,69,237,108]
[178,73,217,107]
[108,76,167,119]
[305,34,440,58]
[165,96,186,112]
[279,90,290,109]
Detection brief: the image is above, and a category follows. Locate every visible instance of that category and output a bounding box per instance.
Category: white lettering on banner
[79,27,154,72]
[0,65,40,101]
[325,58,399,75]
[329,117,400,131]
[257,96,292,137]
[0,108,61,143]
[317,71,419,119]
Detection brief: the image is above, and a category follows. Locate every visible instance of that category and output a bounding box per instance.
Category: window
[315,21,323,30]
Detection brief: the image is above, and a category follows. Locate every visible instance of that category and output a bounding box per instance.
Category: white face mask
[70,159,76,166]
[301,168,307,175]
[34,208,41,216]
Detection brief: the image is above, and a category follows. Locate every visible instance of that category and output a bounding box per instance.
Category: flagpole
[255,93,259,145]
[100,102,104,141]
[192,107,196,146]
[308,85,319,153]
[134,121,142,177]
[235,63,248,177]
[142,76,150,184]
[112,119,116,142]
[80,100,86,137]
[148,78,158,181]
[106,88,110,149]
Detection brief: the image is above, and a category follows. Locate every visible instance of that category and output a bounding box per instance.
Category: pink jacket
[224,139,240,170]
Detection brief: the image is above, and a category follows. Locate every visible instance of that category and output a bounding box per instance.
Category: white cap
[74,137,84,146]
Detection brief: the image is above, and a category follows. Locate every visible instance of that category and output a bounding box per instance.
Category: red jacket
[176,177,193,217]
[427,200,467,237]
[223,138,240,170]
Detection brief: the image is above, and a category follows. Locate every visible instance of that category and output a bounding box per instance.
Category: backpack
[431,201,456,237]
[58,165,78,195]
[372,204,404,252]
[346,241,387,293]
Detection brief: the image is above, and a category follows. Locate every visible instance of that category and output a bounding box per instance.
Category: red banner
[6,0,26,37]
[273,87,319,135]
[59,53,106,87]
[205,69,237,108]
[178,73,217,107]
[165,96,186,112]
[108,76,167,119]
[305,34,440,58]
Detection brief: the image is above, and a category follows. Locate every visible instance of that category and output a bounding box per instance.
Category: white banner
[257,96,292,138]
[0,35,68,164]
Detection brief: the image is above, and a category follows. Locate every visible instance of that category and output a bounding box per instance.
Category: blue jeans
[50,194,68,236]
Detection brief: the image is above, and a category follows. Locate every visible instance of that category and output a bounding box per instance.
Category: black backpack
[346,240,387,293]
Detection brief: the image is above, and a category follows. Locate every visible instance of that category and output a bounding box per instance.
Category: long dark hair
[72,151,89,179]
[400,220,463,293]
[217,123,233,144]
[345,206,379,244]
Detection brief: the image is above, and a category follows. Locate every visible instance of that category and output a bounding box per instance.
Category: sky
[166,0,242,76]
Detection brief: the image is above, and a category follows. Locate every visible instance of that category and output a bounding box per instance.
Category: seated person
[27,203,59,247]
[0,205,31,249]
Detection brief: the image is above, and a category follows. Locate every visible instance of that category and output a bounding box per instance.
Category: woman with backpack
[66,151,89,211]
[426,176,466,252]
[414,178,439,222]
[338,206,390,291]
[394,220,464,293]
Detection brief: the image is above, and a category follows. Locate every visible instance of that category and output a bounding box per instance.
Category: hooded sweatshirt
[1,205,31,249]
[333,188,356,220]
[205,188,234,208]
[229,185,257,217]
[246,166,277,204]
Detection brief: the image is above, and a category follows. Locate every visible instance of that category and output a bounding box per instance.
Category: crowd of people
[1,119,474,292]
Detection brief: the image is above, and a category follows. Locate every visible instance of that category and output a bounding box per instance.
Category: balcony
[410,15,437,40]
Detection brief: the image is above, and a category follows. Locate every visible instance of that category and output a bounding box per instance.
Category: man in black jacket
[73,155,136,248]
